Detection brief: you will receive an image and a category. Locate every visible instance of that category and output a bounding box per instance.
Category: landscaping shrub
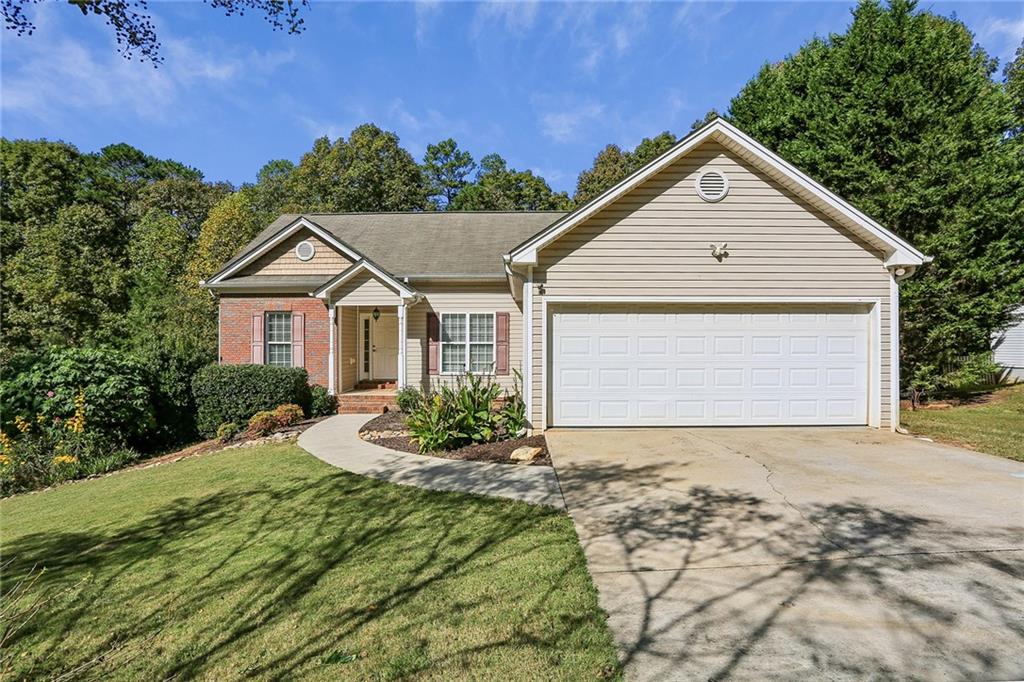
[247,411,279,437]
[498,369,528,439]
[273,403,304,427]
[406,374,503,453]
[216,422,240,442]
[309,384,337,417]
[0,348,155,449]
[395,386,423,413]
[192,364,311,437]
[136,341,213,450]
[0,391,138,495]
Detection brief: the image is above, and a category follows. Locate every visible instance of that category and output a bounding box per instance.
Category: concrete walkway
[298,415,564,508]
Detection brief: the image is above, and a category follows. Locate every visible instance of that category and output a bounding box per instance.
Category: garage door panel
[550,305,869,427]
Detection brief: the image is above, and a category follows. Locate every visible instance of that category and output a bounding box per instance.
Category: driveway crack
[686,431,850,555]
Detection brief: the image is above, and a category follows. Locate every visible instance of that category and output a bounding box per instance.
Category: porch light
[372,307,381,321]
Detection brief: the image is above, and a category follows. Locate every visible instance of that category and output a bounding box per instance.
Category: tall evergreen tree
[453,154,571,211]
[726,0,1024,393]
[573,132,678,205]
[423,138,476,209]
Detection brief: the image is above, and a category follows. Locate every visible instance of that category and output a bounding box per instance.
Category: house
[203,118,929,430]
[993,306,1024,382]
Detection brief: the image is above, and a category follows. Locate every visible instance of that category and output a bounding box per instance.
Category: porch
[330,303,404,414]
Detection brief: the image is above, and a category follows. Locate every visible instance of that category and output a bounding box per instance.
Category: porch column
[397,302,407,388]
[328,305,336,395]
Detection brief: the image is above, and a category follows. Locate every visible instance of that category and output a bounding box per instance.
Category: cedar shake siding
[528,139,893,429]
[239,228,352,277]
[219,295,331,387]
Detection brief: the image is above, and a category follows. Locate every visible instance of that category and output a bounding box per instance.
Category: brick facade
[219,295,332,387]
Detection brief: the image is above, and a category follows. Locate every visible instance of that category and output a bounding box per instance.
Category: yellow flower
[14,416,31,434]
[52,455,78,465]
[0,454,11,466]
[36,414,46,425]
[64,391,87,434]
[0,432,14,453]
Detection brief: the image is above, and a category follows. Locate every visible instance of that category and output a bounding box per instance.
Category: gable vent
[295,240,316,261]
[695,170,729,202]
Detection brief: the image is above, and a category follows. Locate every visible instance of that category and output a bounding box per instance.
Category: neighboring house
[993,306,1024,382]
[204,119,928,431]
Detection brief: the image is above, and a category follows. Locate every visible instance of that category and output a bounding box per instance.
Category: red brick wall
[219,295,331,387]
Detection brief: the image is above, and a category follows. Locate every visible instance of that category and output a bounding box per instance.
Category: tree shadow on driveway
[555,454,1024,681]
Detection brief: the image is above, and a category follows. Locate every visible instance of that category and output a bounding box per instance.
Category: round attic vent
[295,240,316,261]
[695,170,729,202]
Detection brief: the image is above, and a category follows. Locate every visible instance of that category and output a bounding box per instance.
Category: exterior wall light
[372,307,381,321]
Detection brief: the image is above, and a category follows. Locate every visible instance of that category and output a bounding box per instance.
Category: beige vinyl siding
[406,283,523,392]
[530,140,892,428]
[339,306,357,391]
[333,271,403,306]
[240,228,352,276]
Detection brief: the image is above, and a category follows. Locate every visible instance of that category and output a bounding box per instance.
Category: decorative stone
[510,446,543,462]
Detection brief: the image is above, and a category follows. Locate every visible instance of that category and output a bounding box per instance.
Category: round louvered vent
[295,240,316,261]
[695,170,729,202]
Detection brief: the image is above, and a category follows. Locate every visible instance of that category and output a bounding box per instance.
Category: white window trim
[265,311,293,367]
[440,312,497,375]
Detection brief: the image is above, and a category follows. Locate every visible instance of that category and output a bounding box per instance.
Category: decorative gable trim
[207,216,363,286]
[312,259,420,301]
[508,118,929,268]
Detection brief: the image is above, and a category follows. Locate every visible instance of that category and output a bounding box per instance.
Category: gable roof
[312,259,421,300]
[508,118,929,269]
[208,211,565,286]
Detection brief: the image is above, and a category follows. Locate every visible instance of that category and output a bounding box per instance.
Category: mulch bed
[360,412,550,467]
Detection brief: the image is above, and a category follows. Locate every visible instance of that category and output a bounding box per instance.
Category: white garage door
[550,305,870,426]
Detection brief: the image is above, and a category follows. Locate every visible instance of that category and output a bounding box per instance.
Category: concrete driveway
[548,427,1024,681]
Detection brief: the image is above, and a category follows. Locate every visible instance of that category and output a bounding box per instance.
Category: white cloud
[471,0,539,38]
[414,0,443,45]
[1,3,295,124]
[978,16,1024,61]
[539,100,606,143]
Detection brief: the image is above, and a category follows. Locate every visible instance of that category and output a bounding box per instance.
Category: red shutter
[495,312,510,375]
[291,312,305,368]
[251,313,264,364]
[427,312,440,375]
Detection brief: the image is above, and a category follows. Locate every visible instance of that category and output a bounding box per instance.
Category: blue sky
[2,1,1021,194]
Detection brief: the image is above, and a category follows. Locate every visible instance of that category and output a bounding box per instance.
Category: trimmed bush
[247,411,278,437]
[192,364,311,437]
[216,422,240,443]
[273,404,304,427]
[309,384,337,417]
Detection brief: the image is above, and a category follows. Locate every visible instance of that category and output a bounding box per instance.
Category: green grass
[901,384,1024,462]
[0,444,620,680]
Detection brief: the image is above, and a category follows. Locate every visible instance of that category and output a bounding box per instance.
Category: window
[265,312,292,367]
[362,318,370,374]
[441,313,494,373]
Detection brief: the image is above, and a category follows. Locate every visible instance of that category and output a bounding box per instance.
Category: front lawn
[901,384,1024,462]
[0,444,619,679]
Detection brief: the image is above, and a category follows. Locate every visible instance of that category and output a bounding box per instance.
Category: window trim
[265,311,293,367]
[440,312,496,375]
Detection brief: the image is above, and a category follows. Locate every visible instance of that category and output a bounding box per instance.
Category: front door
[361,312,398,380]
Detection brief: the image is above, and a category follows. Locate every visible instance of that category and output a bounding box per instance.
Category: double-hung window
[440,313,494,373]
[265,312,293,367]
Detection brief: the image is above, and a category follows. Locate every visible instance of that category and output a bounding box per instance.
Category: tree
[451,154,571,211]
[573,132,677,205]
[135,176,232,240]
[4,204,128,351]
[287,124,429,213]
[1005,39,1024,138]
[2,0,309,65]
[422,138,476,209]
[726,0,1024,395]
[247,159,298,220]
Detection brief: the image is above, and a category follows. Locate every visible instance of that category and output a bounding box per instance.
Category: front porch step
[355,380,397,390]
[336,393,398,415]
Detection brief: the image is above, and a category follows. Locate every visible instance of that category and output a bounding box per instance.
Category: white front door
[550,304,870,427]
[361,313,398,380]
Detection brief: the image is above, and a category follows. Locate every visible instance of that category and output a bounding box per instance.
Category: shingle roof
[220,211,566,280]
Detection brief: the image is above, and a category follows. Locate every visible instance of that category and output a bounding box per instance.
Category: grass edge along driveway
[1,443,620,680]
[901,383,1024,462]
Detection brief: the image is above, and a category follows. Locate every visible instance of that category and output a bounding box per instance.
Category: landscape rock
[510,446,543,463]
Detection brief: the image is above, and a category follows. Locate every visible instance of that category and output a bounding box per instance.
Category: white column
[397,302,407,388]
[328,305,336,395]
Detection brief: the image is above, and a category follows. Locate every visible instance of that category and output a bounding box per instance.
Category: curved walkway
[298,415,564,508]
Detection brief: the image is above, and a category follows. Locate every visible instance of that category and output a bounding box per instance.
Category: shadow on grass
[553,454,1024,681]
[2,461,617,679]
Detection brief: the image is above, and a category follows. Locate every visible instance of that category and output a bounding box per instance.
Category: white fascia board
[207,216,363,285]
[313,260,419,301]
[509,118,929,267]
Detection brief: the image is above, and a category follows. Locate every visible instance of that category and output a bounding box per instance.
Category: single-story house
[203,118,929,431]
[993,306,1024,382]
